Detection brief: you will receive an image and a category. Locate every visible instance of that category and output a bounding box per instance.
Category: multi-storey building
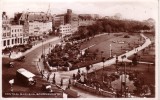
[59,24,72,37]
[2,12,25,49]
[13,12,52,40]
[10,25,24,46]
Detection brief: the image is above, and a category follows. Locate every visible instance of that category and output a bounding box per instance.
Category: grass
[71,32,145,69]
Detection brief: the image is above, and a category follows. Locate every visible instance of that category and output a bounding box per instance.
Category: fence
[74,82,116,97]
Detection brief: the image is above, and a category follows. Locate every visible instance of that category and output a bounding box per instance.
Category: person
[73,73,76,79]
[40,70,44,78]
[60,79,63,86]
[47,74,50,82]
[52,77,56,84]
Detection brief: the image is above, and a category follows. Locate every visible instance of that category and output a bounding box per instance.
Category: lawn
[71,32,145,69]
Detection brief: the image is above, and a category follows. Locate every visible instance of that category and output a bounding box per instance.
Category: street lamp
[110,44,112,57]
[121,55,126,97]
[42,40,44,58]
[102,57,105,76]
[100,51,104,59]
[9,79,14,92]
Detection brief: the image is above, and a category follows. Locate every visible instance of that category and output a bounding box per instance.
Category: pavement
[56,33,152,76]
[37,33,152,98]
[2,33,152,98]
[3,37,60,59]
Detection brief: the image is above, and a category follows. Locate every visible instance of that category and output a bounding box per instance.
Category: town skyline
[1,0,158,21]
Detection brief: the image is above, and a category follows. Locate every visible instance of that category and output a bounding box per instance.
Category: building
[53,15,65,27]
[2,24,11,49]
[2,12,27,49]
[2,24,24,49]
[59,24,72,37]
[28,21,52,36]
[65,9,96,33]
[13,12,52,40]
[53,9,98,36]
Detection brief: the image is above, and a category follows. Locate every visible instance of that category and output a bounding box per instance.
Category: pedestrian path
[2,37,60,59]
[35,33,152,98]
[58,33,152,76]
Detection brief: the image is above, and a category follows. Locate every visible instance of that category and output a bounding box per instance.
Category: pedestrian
[52,77,56,84]
[78,68,80,74]
[9,51,11,58]
[40,70,43,78]
[60,78,63,86]
[73,73,76,79]
[47,74,50,82]
[69,78,71,85]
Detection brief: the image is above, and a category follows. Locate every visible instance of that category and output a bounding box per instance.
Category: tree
[104,24,112,33]
[86,65,90,77]
[132,54,138,66]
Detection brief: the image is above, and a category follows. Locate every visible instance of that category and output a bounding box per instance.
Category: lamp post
[110,44,112,57]
[102,57,105,76]
[121,55,126,97]
[9,79,14,92]
[100,51,104,59]
[42,40,44,58]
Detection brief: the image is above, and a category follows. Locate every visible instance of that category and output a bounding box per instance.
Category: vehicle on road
[16,68,36,86]
[41,83,53,93]
[15,56,25,62]
[8,61,14,68]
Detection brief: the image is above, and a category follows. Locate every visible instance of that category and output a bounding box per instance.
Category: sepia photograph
[1,0,159,99]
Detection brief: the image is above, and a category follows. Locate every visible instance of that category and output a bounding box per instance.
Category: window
[3,40,6,46]
[20,38,22,43]
[3,33,6,37]
[12,39,14,44]
[15,39,17,44]
[12,30,13,32]
[18,38,19,43]
[15,29,16,32]
[7,40,10,45]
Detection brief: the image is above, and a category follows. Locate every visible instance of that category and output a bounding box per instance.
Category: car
[16,56,25,62]
[41,83,53,93]
[8,61,15,68]
[118,41,125,44]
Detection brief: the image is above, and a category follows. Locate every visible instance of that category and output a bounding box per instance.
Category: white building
[28,21,52,36]
[2,12,27,49]
[59,24,72,37]
[14,12,53,39]
[2,25,24,49]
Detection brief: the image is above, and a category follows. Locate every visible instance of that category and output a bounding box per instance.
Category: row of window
[29,23,51,27]
[11,29,22,33]
[3,32,10,37]
[60,29,71,32]
[3,38,23,46]
[3,27,10,30]
[60,26,71,29]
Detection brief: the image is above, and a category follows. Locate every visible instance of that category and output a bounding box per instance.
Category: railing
[74,82,116,97]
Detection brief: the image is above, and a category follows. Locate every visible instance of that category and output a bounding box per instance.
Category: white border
[0,0,159,100]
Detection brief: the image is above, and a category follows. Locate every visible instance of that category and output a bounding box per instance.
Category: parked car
[16,56,25,62]
[41,83,53,93]
[8,61,15,68]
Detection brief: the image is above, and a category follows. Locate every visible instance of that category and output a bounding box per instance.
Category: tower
[66,9,72,24]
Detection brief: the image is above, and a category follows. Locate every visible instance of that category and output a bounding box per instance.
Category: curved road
[59,33,152,76]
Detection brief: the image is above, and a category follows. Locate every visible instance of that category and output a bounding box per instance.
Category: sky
[0,0,158,21]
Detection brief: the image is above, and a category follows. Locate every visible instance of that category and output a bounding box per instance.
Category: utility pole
[110,44,112,57]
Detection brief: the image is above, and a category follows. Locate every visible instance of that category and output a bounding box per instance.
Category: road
[41,33,152,97]
[2,33,151,98]
[57,33,152,76]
